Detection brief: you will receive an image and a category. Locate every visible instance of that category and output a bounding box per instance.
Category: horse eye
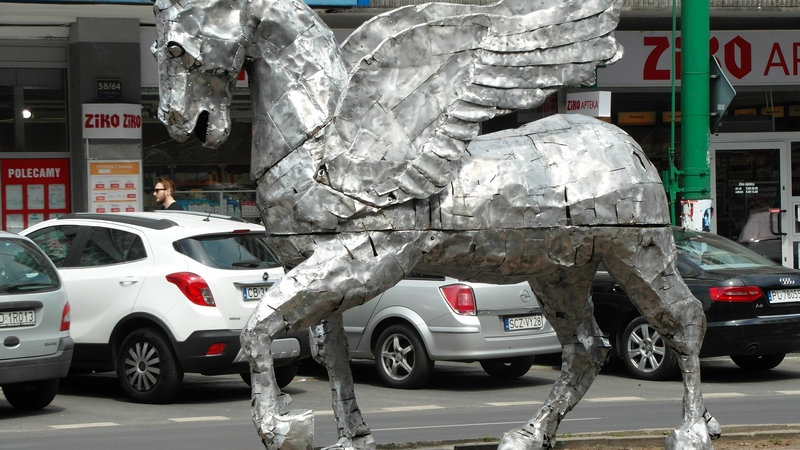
[166,41,186,58]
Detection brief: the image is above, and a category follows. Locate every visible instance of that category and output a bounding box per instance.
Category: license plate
[504,314,543,331]
[242,285,271,301]
[769,288,800,304]
[0,310,36,328]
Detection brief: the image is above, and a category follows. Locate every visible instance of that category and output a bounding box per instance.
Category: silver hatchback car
[343,273,561,388]
[0,231,73,410]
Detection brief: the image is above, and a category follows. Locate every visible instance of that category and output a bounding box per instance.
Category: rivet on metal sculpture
[151,0,722,449]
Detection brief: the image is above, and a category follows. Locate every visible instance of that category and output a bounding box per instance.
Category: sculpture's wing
[318,0,623,209]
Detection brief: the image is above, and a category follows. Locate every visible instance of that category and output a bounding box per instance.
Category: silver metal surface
[152,0,718,449]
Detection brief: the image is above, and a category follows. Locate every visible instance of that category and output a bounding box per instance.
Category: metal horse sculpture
[151,0,721,449]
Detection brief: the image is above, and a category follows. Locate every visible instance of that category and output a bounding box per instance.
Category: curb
[374,424,800,450]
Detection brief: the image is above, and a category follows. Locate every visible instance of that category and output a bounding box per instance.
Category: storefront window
[792,142,800,197]
[0,69,68,153]
[142,97,257,214]
[0,85,13,152]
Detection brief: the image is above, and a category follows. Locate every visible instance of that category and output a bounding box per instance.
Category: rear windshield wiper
[232,260,263,268]
[3,283,54,293]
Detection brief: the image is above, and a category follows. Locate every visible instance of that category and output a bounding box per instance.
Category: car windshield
[673,228,778,271]
[175,232,282,270]
[0,239,60,294]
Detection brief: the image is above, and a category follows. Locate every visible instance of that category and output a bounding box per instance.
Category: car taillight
[166,272,216,306]
[710,285,763,302]
[440,284,476,315]
[60,301,71,331]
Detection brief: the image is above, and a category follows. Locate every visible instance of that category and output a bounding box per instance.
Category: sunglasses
[153,188,167,192]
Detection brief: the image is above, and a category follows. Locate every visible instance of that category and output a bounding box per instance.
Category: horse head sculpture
[151,0,248,147]
[152,1,722,449]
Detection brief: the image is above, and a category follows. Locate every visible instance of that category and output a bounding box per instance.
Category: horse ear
[152,0,171,10]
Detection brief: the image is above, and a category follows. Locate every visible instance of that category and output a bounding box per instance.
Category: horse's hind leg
[499,260,609,450]
[310,313,374,450]
[240,231,432,450]
[603,227,720,450]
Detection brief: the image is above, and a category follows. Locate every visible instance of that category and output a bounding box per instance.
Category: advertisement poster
[0,158,71,233]
[88,160,142,213]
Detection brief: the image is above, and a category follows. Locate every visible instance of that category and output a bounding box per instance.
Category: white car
[21,211,308,404]
[0,231,73,410]
[344,274,561,388]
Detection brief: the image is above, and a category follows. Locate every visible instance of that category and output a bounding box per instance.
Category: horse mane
[247,0,350,178]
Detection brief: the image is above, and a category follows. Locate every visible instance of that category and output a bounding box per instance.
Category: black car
[593,227,800,380]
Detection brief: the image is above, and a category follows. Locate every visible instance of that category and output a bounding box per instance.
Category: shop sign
[82,103,142,140]
[761,106,785,118]
[618,111,657,125]
[0,158,71,233]
[598,30,800,87]
[88,160,143,213]
[565,91,610,117]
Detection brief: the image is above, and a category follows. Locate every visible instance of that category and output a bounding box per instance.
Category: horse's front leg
[310,314,375,450]
[241,231,434,450]
[241,284,317,450]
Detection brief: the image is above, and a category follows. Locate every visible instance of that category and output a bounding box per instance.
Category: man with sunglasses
[153,177,183,210]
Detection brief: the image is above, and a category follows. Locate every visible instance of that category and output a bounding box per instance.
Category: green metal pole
[681,0,711,202]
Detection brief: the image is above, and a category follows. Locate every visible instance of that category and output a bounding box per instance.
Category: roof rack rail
[151,210,251,223]
[57,212,179,230]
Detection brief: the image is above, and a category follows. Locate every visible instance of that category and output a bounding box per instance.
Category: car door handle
[119,277,139,285]
[611,285,625,294]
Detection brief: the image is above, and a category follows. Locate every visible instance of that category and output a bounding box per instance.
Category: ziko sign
[598,30,799,87]
[566,91,611,117]
[82,103,142,139]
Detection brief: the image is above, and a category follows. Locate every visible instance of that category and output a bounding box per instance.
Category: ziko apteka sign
[82,103,142,139]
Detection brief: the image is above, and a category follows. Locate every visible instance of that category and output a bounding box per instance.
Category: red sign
[82,103,142,139]
[598,30,799,87]
[0,158,71,233]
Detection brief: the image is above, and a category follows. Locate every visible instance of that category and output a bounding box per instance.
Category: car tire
[480,355,535,379]
[374,324,433,389]
[1,379,59,410]
[240,363,299,389]
[730,353,786,372]
[621,316,679,381]
[117,328,183,404]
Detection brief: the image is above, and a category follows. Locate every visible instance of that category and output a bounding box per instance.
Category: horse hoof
[258,409,314,450]
[665,420,713,450]
[498,426,550,450]
[321,434,376,450]
[704,411,722,440]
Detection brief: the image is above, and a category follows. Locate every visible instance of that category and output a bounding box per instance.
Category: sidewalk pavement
[375,424,800,450]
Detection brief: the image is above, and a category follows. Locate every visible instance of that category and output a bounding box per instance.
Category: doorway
[711,133,800,268]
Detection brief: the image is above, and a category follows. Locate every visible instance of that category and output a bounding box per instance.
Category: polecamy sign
[566,91,611,117]
[82,103,142,139]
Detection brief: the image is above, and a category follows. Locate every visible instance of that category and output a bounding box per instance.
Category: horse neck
[247,0,349,172]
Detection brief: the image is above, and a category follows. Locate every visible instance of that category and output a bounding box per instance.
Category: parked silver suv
[0,231,73,410]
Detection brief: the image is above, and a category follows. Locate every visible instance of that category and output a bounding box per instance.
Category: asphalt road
[1,354,799,450]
